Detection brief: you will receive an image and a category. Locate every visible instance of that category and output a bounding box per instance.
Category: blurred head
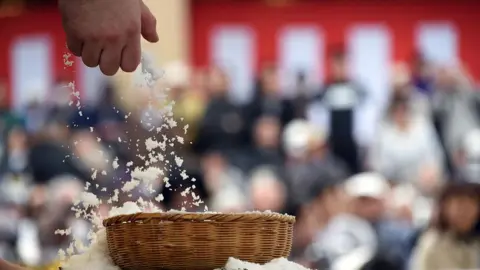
[434,66,459,92]
[164,61,191,98]
[249,167,286,212]
[433,183,480,235]
[283,119,314,160]
[458,129,480,183]
[254,116,281,149]
[329,49,348,80]
[387,93,411,127]
[259,64,280,95]
[345,173,389,221]
[207,67,229,96]
[411,52,430,78]
[7,127,28,152]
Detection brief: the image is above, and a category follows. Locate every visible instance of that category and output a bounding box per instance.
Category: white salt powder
[220,257,310,270]
[131,166,162,183]
[121,179,140,192]
[78,192,100,208]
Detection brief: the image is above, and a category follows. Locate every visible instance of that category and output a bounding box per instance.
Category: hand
[58,0,159,76]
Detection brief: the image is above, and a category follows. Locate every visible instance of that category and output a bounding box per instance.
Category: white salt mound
[220,257,310,270]
[62,228,119,270]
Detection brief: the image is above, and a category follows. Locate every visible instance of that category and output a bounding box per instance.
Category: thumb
[141,1,159,43]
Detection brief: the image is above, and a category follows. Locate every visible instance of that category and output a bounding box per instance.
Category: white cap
[345,172,389,199]
[282,119,325,158]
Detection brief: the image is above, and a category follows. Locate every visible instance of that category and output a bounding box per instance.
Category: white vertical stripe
[10,35,53,113]
[347,25,392,147]
[416,22,458,66]
[210,25,255,104]
[278,26,324,98]
[77,60,108,106]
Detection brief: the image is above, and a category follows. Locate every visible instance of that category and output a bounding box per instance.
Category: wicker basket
[103,212,295,270]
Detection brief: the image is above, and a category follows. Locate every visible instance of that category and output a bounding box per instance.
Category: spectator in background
[245,64,295,135]
[411,182,480,270]
[249,166,287,212]
[233,115,283,173]
[411,53,434,96]
[194,67,248,155]
[291,71,312,119]
[170,65,208,144]
[431,66,480,178]
[310,49,366,174]
[201,151,246,212]
[293,173,346,267]
[307,173,387,269]
[283,119,349,212]
[455,129,480,183]
[369,91,444,189]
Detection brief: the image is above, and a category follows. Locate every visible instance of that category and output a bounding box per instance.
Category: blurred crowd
[1,48,480,270]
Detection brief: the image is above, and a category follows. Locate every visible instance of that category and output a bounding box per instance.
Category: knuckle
[125,24,140,36]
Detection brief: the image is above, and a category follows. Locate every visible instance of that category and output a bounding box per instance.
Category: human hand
[58,0,159,76]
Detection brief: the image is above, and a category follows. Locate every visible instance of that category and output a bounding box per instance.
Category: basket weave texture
[103,212,295,270]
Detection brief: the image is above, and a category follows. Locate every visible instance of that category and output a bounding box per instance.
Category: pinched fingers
[120,36,141,72]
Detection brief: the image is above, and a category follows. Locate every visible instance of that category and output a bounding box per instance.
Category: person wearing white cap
[306,172,411,270]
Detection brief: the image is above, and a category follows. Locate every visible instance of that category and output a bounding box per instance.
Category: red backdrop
[0,5,80,106]
[191,0,480,79]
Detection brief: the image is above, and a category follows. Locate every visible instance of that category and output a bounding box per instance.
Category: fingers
[121,37,141,72]
[140,1,159,43]
[100,44,123,76]
[66,35,83,57]
[81,42,102,68]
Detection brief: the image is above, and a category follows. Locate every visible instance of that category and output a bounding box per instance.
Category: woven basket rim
[103,211,296,227]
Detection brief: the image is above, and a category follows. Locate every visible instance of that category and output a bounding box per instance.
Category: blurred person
[194,67,248,155]
[410,52,434,96]
[291,71,312,119]
[47,76,76,124]
[170,65,208,144]
[0,78,24,154]
[244,64,295,137]
[411,182,480,270]
[58,0,159,75]
[292,173,345,267]
[431,66,480,177]
[283,119,349,211]
[0,127,29,175]
[369,91,444,189]
[232,115,283,173]
[307,173,411,270]
[249,166,287,212]
[310,48,366,174]
[28,122,90,184]
[200,151,247,212]
[391,62,430,117]
[455,129,480,183]
[35,177,85,265]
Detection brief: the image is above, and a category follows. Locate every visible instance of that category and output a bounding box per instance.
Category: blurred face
[8,128,27,151]
[391,103,409,127]
[254,117,280,149]
[354,196,385,221]
[207,68,229,96]
[444,195,479,233]
[331,57,347,80]
[251,178,286,212]
[261,68,280,95]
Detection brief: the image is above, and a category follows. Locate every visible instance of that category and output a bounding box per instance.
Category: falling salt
[121,180,140,192]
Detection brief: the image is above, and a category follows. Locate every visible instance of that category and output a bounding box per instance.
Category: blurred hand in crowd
[58,0,159,75]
